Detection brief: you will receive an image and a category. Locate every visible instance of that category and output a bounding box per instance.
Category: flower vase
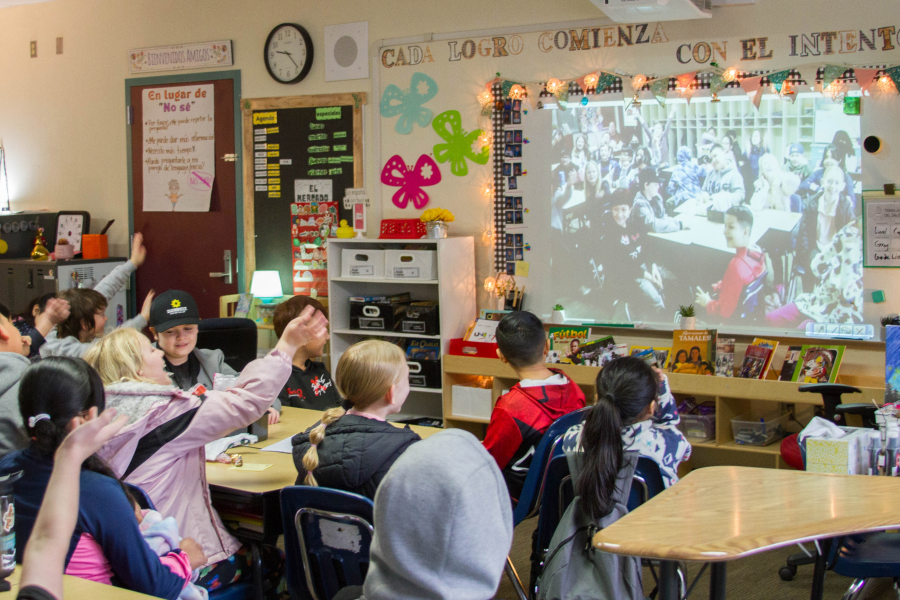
[425,221,449,239]
[550,310,566,324]
[679,316,697,330]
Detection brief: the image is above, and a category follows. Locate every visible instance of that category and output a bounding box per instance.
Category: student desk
[0,567,154,600]
[592,467,900,600]
[206,407,439,540]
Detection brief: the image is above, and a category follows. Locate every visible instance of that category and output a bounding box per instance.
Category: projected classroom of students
[543,92,863,331]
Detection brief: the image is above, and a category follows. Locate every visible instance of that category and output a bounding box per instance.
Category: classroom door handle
[209,250,233,285]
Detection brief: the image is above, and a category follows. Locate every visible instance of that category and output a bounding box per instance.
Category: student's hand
[140,289,156,322]
[178,538,207,571]
[130,233,147,268]
[56,408,128,466]
[33,298,71,338]
[274,306,328,357]
[267,407,280,425]
[694,288,711,307]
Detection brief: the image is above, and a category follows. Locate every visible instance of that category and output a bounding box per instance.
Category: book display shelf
[442,326,885,470]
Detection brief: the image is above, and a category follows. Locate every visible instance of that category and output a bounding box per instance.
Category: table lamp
[250,270,283,323]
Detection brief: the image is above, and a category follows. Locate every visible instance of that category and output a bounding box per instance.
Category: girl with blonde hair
[84,306,328,598]
[291,340,421,499]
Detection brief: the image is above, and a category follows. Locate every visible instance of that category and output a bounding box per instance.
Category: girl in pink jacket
[85,306,328,598]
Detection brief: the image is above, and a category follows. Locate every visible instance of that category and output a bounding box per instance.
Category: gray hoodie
[0,352,32,458]
[40,260,147,359]
[359,429,513,600]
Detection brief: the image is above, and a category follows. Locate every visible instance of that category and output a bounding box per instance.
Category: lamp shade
[250,270,283,300]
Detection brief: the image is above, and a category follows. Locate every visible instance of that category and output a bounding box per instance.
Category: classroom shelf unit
[442,327,886,470]
[327,237,476,420]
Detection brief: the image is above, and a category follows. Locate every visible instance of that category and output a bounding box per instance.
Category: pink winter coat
[98,349,292,565]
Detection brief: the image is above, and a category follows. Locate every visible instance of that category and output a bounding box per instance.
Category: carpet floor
[494,520,899,599]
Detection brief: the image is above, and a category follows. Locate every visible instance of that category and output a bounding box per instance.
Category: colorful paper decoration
[886,66,900,93]
[595,72,618,94]
[649,78,669,104]
[739,76,764,109]
[432,110,489,177]
[822,64,846,88]
[709,73,726,95]
[853,68,880,93]
[768,69,792,92]
[380,72,439,135]
[381,154,442,209]
[631,74,647,91]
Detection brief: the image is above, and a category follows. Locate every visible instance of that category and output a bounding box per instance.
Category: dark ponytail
[19,357,136,505]
[577,356,658,520]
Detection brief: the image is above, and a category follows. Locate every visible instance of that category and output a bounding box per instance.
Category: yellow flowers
[420,207,455,223]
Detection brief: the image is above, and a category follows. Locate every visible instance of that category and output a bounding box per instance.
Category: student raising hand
[131,232,148,268]
[140,289,156,323]
[19,408,128,600]
[274,305,328,358]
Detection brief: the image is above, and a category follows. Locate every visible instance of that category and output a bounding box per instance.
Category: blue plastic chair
[626,456,667,511]
[280,486,374,600]
[808,533,900,600]
[505,407,589,600]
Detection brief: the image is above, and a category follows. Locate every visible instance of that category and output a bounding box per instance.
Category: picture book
[233,293,253,319]
[548,326,591,364]
[886,327,900,403]
[669,330,716,375]
[738,345,771,379]
[715,338,735,377]
[630,346,671,369]
[466,319,500,343]
[791,345,846,384]
[572,336,617,366]
[778,346,804,382]
[751,338,780,379]
[406,339,440,360]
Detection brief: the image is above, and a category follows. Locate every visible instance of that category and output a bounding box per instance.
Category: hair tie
[603,393,615,403]
[310,443,318,449]
[28,414,51,428]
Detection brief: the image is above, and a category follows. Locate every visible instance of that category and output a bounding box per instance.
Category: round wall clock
[264,23,314,84]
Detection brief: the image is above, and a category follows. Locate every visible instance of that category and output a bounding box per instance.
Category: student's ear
[543,339,550,357]
[0,320,10,343]
[384,383,396,406]
[148,327,157,341]
[496,349,509,364]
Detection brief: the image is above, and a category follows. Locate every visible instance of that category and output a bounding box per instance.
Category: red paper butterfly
[381,154,442,210]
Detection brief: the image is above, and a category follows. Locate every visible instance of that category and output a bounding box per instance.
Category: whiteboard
[864,198,900,268]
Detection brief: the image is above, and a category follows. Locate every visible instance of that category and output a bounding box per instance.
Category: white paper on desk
[261,437,294,453]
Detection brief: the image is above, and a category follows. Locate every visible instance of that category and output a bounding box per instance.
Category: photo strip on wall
[503,98,527,276]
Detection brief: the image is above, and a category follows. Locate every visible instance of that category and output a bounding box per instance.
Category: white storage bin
[451,384,493,420]
[341,249,385,278]
[384,249,436,280]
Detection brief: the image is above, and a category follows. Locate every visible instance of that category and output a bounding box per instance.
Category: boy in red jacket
[483,311,586,501]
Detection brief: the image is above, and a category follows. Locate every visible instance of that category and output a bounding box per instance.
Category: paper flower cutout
[431,110,489,177]
[381,154,442,209]
[380,72,439,135]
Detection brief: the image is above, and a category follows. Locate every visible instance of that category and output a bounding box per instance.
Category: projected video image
[548,95,862,329]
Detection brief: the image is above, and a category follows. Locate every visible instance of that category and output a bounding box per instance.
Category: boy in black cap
[148,289,237,392]
[632,167,685,234]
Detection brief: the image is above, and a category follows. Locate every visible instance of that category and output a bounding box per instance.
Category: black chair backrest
[196,318,258,372]
[798,383,866,425]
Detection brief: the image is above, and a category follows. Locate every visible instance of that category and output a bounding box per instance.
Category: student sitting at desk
[293,340,421,500]
[696,145,745,211]
[40,234,154,359]
[611,147,638,191]
[272,295,338,412]
[85,307,327,599]
[596,142,619,181]
[749,153,801,213]
[666,146,704,211]
[694,206,766,320]
[632,168,685,234]
[784,143,813,181]
[148,289,238,388]
[483,312,585,502]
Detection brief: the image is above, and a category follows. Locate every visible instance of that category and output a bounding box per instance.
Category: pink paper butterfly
[381,154,442,209]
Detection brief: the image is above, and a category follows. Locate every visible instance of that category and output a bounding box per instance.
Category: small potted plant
[54,237,74,260]
[881,315,898,341]
[677,304,696,330]
[420,207,455,239]
[551,304,566,324]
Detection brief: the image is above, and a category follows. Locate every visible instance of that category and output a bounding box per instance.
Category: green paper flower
[432,110,489,177]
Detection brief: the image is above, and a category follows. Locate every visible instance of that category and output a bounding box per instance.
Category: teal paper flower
[380,72,439,135]
[431,110,489,177]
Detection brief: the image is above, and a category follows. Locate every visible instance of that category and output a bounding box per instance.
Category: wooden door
[129,77,239,318]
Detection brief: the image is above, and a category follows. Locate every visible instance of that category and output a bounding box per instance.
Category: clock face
[57,215,84,252]
[265,23,313,84]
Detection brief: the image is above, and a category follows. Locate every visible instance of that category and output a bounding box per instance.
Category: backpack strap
[542,525,593,570]
[122,407,200,479]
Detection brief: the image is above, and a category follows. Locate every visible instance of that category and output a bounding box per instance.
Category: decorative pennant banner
[649,78,669,105]
[739,76,764,109]
[595,72,618,94]
[853,68,880,93]
[768,69,792,93]
[709,73,726,95]
[501,79,521,99]
[555,85,570,108]
[885,65,900,93]
[676,71,697,90]
[822,64,846,88]
[794,64,819,92]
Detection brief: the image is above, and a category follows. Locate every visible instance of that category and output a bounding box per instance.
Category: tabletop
[0,567,153,600]
[593,466,900,562]
[206,407,440,494]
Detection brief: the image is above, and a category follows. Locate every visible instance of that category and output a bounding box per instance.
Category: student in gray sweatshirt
[334,429,513,600]
[40,233,154,359]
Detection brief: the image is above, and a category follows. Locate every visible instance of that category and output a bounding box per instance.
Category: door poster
[292,179,337,296]
[142,84,215,212]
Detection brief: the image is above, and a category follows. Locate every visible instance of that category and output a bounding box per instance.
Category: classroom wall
[2,0,899,312]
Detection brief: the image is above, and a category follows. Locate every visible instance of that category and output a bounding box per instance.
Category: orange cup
[82,234,109,259]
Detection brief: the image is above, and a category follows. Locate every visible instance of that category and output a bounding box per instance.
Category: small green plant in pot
[677,304,697,330]
[551,304,566,324]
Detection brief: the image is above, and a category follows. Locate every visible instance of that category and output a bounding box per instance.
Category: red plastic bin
[448,338,499,359]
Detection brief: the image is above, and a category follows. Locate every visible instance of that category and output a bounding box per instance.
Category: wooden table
[592,466,900,600]
[0,567,153,600]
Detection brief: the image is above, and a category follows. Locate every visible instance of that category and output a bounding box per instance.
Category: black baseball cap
[149,290,200,332]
